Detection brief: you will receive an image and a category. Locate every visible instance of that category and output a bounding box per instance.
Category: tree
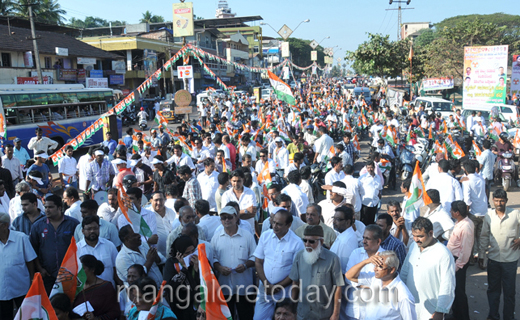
[423,19,513,78]
[0,0,15,15]
[414,28,435,47]
[12,0,66,25]
[140,10,164,24]
[344,33,409,78]
[436,13,520,30]
[283,37,325,68]
[330,65,342,78]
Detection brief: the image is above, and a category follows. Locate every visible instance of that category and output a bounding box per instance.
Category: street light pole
[27,3,43,84]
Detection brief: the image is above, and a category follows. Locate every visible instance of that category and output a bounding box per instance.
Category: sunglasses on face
[303,239,317,244]
[220,215,234,221]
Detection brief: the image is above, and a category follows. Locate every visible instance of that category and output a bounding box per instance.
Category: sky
[58,0,517,66]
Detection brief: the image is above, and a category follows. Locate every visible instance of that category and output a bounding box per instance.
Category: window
[44,57,52,69]
[253,46,259,53]
[501,106,513,114]
[1,53,11,67]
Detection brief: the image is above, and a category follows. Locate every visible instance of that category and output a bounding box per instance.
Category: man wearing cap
[26,151,51,196]
[13,138,31,168]
[152,156,176,193]
[253,209,304,320]
[212,205,257,319]
[102,131,117,156]
[130,154,154,197]
[27,128,59,155]
[112,158,133,188]
[85,149,115,194]
[289,225,344,320]
[178,165,202,209]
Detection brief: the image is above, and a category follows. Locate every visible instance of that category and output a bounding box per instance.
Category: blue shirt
[11,211,45,236]
[29,215,79,277]
[27,163,51,188]
[123,135,134,150]
[102,139,117,155]
[13,146,31,166]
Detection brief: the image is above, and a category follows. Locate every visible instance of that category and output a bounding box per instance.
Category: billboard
[281,41,290,58]
[463,45,509,107]
[109,74,124,85]
[311,51,317,61]
[422,77,454,91]
[511,54,520,98]
[143,50,157,78]
[172,2,194,37]
[86,78,108,88]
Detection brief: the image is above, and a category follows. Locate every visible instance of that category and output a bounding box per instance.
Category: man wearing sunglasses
[289,225,344,320]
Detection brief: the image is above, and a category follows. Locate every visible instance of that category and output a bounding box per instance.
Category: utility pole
[387,0,414,40]
[27,2,43,84]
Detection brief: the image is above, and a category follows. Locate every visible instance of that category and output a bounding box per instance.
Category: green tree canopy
[283,37,325,68]
[12,0,66,25]
[140,10,164,24]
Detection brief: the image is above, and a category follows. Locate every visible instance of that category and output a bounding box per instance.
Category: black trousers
[452,260,470,320]
[0,296,24,320]
[360,204,378,225]
[389,159,396,189]
[225,294,256,320]
[487,259,517,320]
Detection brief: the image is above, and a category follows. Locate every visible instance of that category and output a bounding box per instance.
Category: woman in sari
[163,235,200,320]
[119,264,146,319]
[127,277,177,320]
[72,255,120,320]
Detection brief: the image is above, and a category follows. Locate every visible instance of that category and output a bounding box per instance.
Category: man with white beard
[289,225,344,320]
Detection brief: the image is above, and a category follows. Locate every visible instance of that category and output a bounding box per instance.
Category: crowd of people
[0,78,519,320]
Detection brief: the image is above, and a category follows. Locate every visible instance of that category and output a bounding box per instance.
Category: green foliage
[414,28,435,47]
[436,13,520,30]
[0,0,15,15]
[140,10,164,24]
[12,0,66,25]
[67,16,126,28]
[330,65,342,78]
[283,37,325,68]
[344,33,410,78]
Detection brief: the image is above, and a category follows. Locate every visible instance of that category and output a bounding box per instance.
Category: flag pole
[409,39,413,100]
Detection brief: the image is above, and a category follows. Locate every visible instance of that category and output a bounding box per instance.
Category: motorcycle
[310,162,328,200]
[399,144,416,180]
[498,152,515,191]
[139,117,148,131]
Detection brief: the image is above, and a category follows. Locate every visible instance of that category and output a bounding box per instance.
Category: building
[216,0,236,19]
[0,17,123,86]
[401,22,431,40]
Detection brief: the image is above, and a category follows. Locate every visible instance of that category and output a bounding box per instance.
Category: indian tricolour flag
[198,243,232,320]
[15,273,58,320]
[50,237,86,302]
[268,70,296,105]
[404,162,432,214]
[118,186,153,238]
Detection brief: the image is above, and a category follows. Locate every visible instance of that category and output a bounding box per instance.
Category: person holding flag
[128,277,176,320]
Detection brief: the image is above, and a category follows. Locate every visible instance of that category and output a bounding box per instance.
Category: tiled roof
[0,24,123,60]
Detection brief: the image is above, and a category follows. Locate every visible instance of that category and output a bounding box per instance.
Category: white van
[414,97,454,118]
[462,104,518,126]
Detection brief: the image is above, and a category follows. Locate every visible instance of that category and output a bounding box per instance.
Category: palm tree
[0,0,15,15]
[140,10,164,24]
[13,0,66,25]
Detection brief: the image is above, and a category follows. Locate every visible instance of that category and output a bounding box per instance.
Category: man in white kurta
[401,217,456,320]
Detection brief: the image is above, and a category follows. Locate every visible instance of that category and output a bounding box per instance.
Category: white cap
[129,159,140,167]
[274,137,283,143]
[151,158,164,165]
[35,153,49,159]
[94,150,105,156]
[112,158,127,165]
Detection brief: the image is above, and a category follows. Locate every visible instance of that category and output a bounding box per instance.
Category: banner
[511,54,520,98]
[281,41,290,58]
[463,45,509,107]
[422,77,454,91]
[311,51,317,61]
[172,2,194,37]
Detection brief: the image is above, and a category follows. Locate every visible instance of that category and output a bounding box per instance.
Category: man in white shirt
[63,187,82,222]
[330,206,359,273]
[324,156,345,198]
[9,181,44,221]
[461,161,487,260]
[281,170,309,217]
[359,161,382,225]
[195,199,220,240]
[190,138,210,172]
[253,210,305,320]
[27,127,58,155]
[197,158,219,212]
[77,146,95,192]
[73,200,121,247]
[77,215,120,287]
[211,205,257,319]
[97,188,122,227]
[2,144,23,187]
[284,152,304,178]
[319,181,354,228]
[166,145,195,169]
[117,187,158,248]
[419,190,455,243]
[346,250,417,320]
[58,145,78,189]
[148,192,176,258]
[272,137,289,171]
[401,217,456,320]
[115,225,165,287]
[369,119,384,148]
[426,159,463,212]
[466,111,476,134]
[238,135,257,163]
[313,126,334,163]
[221,170,257,232]
[255,149,276,176]
[344,225,385,320]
